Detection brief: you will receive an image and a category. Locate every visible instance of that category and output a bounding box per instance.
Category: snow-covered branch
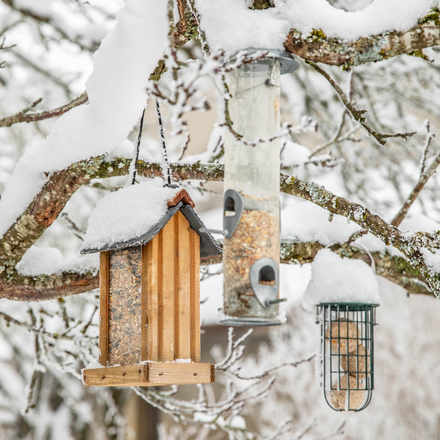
[1,158,437,300]
[286,12,440,67]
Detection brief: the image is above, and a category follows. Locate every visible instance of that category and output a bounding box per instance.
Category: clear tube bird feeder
[219,50,299,327]
[316,303,378,411]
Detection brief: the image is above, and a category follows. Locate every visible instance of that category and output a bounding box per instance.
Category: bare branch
[420,120,436,174]
[0,271,98,302]
[391,126,439,227]
[0,92,88,128]
[305,61,416,146]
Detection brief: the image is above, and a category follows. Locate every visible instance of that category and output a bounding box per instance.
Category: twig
[309,111,346,158]
[22,369,42,414]
[291,419,318,440]
[178,132,190,160]
[225,118,317,147]
[60,213,85,241]
[420,120,436,174]
[0,92,88,128]
[305,61,416,146]
[313,421,345,440]
[12,50,74,98]
[346,229,368,244]
[226,353,316,380]
[391,125,439,227]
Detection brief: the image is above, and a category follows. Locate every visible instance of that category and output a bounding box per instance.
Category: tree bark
[0,241,430,301]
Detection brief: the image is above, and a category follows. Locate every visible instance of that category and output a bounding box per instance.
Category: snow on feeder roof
[81,179,221,259]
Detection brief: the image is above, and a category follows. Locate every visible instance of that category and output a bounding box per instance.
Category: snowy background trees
[1,0,440,438]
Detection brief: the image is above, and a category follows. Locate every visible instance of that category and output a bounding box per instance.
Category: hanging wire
[155,99,172,186]
[324,241,376,273]
[131,107,146,185]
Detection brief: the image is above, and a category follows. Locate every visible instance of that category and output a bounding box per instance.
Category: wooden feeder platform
[83,362,215,387]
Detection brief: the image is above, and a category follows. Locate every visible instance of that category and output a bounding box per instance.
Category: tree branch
[0,271,98,302]
[0,92,88,128]
[391,123,439,227]
[305,61,416,146]
[0,240,430,301]
[0,158,223,275]
[1,159,437,300]
[285,14,440,67]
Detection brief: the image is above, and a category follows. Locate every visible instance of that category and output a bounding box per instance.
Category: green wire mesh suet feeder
[315,303,379,412]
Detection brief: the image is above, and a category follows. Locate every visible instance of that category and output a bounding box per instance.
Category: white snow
[399,212,440,234]
[104,139,154,163]
[302,249,380,311]
[196,0,436,55]
[281,140,313,168]
[281,199,360,244]
[0,0,168,238]
[420,247,440,272]
[81,178,179,251]
[16,246,98,276]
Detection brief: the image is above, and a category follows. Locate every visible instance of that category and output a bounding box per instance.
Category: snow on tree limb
[285,15,440,67]
[0,159,434,301]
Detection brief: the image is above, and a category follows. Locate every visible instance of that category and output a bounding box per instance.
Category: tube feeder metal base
[217,316,282,327]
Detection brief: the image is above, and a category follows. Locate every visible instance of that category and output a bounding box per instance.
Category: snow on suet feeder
[219,49,300,327]
[80,180,221,387]
[302,248,380,411]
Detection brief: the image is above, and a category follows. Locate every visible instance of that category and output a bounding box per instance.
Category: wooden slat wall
[143,234,160,361]
[175,211,191,360]
[189,228,201,363]
[141,211,201,363]
[99,252,110,365]
[161,215,176,361]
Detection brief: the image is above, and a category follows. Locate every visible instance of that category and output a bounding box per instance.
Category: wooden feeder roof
[81,189,222,259]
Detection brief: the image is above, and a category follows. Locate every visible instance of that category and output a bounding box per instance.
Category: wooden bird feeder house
[81,188,221,387]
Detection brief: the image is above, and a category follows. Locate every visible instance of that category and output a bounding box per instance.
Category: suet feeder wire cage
[218,49,299,327]
[316,303,378,411]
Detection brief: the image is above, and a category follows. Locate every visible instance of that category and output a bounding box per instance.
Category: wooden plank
[141,244,148,361]
[148,362,212,385]
[160,216,176,361]
[83,364,149,387]
[83,363,214,387]
[146,236,160,362]
[99,252,110,366]
[190,228,201,363]
[175,211,191,360]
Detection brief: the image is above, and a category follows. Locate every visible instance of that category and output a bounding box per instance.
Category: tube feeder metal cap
[239,48,300,75]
